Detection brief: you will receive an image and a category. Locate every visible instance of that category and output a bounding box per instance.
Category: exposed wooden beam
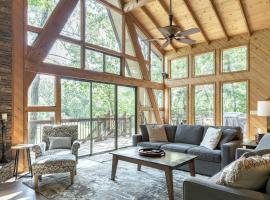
[182,0,210,44]
[127,13,165,55]
[209,0,229,40]
[141,6,177,51]
[157,0,193,48]
[126,15,163,123]
[27,0,79,63]
[123,0,156,13]
[238,0,252,36]
[26,62,164,90]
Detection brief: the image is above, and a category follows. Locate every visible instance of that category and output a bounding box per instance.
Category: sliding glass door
[92,83,116,154]
[117,86,136,148]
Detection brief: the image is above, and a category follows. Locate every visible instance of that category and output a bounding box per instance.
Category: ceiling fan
[144,0,201,48]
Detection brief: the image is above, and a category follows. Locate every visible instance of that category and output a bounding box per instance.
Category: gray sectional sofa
[132,124,243,176]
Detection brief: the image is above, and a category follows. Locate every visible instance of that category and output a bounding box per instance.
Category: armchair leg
[70,170,74,184]
[34,175,39,190]
[38,175,42,181]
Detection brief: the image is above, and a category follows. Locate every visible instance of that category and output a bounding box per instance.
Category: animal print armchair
[32,125,80,162]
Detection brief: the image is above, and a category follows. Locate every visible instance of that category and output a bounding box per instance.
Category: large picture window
[171,87,188,125]
[222,46,248,73]
[193,52,215,76]
[170,56,188,79]
[194,84,215,125]
[222,81,248,134]
[151,51,163,83]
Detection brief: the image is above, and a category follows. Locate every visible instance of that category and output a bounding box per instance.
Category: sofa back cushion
[175,125,204,145]
[164,125,177,142]
[140,125,150,141]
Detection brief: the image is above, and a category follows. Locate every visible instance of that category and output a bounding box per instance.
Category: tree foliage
[171,57,188,79]
[223,46,247,72]
[194,52,214,76]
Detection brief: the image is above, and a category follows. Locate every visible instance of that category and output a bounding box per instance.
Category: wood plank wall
[165,28,270,139]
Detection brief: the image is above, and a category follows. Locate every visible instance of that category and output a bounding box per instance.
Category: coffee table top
[110,147,197,168]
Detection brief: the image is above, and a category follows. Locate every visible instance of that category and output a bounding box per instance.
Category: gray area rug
[23,153,208,200]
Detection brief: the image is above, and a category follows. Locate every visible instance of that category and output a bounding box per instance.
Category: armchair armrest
[132,134,142,146]
[32,142,46,158]
[183,178,269,200]
[71,140,80,161]
[221,140,241,168]
[235,148,253,159]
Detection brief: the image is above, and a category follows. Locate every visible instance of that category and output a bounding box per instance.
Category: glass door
[117,86,136,148]
[92,82,116,153]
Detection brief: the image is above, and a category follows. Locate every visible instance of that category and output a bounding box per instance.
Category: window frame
[192,82,216,125]
[220,44,249,74]
[220,79,249,137]
[169,55,189,80]
[192,50,216,78]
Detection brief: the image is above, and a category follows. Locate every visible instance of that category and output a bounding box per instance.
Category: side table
[11,144,34,179]
[240,140,257,149]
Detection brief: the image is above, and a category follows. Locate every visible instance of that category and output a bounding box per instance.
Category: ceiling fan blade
[176,38,196,45]
[176,28,200,37]
[161,40,171,49]
[158,25,181,37]
[158,27,171,37]
[142,38,166,42]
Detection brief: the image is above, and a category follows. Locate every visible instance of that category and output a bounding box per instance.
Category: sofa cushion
[217,128,238,149]
[200,127,222,150]
[161,143,197,153]
[203,126,242,141]
[147,125,168,142]
[175,125,204,145]
[137,142,168,149]
[164,125,177,142]
[44,149,72,156]
[216,154,270,190]
[187,146,221,163]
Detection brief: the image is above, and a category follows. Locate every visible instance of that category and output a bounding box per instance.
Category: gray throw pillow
[217,128,238,149]
[175,125,204,145]
[49,137,72,150]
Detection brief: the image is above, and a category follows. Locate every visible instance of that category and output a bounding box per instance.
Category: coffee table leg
[165,167,174,200]
[189,160,196,177]
[137,164,141,171]
[111,155,118,181]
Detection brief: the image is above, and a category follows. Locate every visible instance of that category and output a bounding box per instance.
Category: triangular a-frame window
[85,0,122,52]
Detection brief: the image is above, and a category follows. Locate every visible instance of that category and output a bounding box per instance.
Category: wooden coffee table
[110,147,197,200]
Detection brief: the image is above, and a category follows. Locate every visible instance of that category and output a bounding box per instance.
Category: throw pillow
[146,125,168,143]
[217,128,238,149]
[49,137,72,150]
[200,127,222,150]
[174,125,204,145]
[216,154,270,190]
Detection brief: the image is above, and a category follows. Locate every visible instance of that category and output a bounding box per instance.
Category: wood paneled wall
[165,28,270,139]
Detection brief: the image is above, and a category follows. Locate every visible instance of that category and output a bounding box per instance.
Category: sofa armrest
[132,134,142,146]
[71,140,80,162]
[32,142,46,158]
[235,148,253,159]
[183,178,269,200]
[221,140,241,168]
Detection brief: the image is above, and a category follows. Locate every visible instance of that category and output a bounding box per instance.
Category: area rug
[23,153,208,200]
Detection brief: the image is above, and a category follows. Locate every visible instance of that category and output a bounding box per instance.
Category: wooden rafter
[27,0,79,63]
[141,6,177,51]
[127,13,165,54]
[126,15,163,123]
[123,0,156,13]
[182,0,210,44]
[209,0,229,40]
[238,0,252,36]
[157,0,193,48]
[26,62,164,90]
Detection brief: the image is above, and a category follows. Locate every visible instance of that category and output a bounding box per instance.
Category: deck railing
[28,115,135,144]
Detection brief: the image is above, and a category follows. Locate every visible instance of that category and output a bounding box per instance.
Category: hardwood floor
[0,181,47,200]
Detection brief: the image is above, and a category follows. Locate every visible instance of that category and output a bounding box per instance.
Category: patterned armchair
[32,125,80,161]
[32,125,80,189]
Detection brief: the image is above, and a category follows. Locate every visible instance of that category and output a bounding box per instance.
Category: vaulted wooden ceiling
[123,0,270,52]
